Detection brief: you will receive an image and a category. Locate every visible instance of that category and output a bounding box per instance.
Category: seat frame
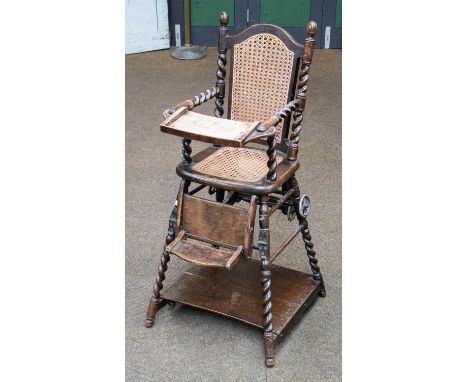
[144,12,327,368]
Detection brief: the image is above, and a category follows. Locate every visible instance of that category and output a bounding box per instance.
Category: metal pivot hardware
[298,195,311,218]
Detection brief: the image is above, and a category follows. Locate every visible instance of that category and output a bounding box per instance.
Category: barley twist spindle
[193,87,218,107]
[289,176,326,297]
[182,138,192,163]
[145,206,177,328]
[215,52,226,118]
[215,12,228,118]
[288,21,316,161]
[258,196,275,366]
[266,135,277,182]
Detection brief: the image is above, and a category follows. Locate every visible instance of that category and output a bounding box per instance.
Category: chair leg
[215,188,225,203]
[144,249,171,327]
[290,177,327,298]
[144,206,177,328]
[258,195,275,367]
[301,223,326,297]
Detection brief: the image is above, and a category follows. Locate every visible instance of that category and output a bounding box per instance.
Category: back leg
[289,177,326,297]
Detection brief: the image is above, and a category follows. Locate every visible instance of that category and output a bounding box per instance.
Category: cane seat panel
[192,147,283,182]
[176,147,299,194]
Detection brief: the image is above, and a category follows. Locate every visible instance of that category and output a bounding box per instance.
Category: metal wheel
[298,195,311,218]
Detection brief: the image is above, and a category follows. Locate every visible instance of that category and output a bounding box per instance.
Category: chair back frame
[215,13,307,155]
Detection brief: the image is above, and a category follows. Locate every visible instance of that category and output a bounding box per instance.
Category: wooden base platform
[161,259,321,340]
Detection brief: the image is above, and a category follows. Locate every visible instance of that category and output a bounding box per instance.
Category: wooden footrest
[166,231,243,270]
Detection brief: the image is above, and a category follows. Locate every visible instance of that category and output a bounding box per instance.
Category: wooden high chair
[145,12,326,367]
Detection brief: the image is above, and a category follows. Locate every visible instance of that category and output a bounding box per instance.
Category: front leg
[258,195,275,367]
[144,205,177,328]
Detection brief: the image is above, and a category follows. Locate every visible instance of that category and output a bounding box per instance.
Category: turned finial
[307,21,317,37]
[220,11,229,27]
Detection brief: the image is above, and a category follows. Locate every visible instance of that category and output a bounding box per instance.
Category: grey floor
[126,47,341,381]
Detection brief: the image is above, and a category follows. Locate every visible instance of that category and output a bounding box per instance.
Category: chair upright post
[145,180,187,327]
[144,207,175,328]
[288,21,317,161]
[215,12,228,118]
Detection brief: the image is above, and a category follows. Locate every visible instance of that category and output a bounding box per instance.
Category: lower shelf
[161,259,321,338]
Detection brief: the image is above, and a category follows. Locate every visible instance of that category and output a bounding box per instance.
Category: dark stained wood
[289,175,327,297]
[176,147,300,195]
[163,87,219,118]
[215,12,228,118]
[161,260,321,336]
[225,24,303,54]
[258,195,275,366]
[188,184,205,195]
[145,204,178,328]
[265,188,295,219]
[175,179,186,236]
[166,230,243,270]
[288,21,317,161]
[182,194,248,247]
[185,233,238,250]
[269,224,304,264]
[182,137,192,163]
[243,195,257,259]
[146,17,327,368]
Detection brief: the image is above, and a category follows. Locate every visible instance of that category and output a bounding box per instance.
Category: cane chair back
[225,25,304,152]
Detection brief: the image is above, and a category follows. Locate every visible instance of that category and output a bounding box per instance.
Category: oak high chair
[145,12,326,367]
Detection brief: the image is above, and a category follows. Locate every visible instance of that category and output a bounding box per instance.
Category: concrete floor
[126,47,341,381]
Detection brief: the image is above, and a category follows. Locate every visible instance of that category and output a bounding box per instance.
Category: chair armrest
[163,87,219,119]
[260,99,299,131]
[248,99,300,182]
[161,98,299,147]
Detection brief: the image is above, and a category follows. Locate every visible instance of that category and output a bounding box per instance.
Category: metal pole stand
[171,44,206,60]
[171,0,206,60]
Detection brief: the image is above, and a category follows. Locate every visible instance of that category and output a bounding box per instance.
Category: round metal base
[171,45,206,60]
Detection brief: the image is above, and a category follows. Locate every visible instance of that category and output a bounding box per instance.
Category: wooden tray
[161,260,321,341]
[160,109,274,147]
